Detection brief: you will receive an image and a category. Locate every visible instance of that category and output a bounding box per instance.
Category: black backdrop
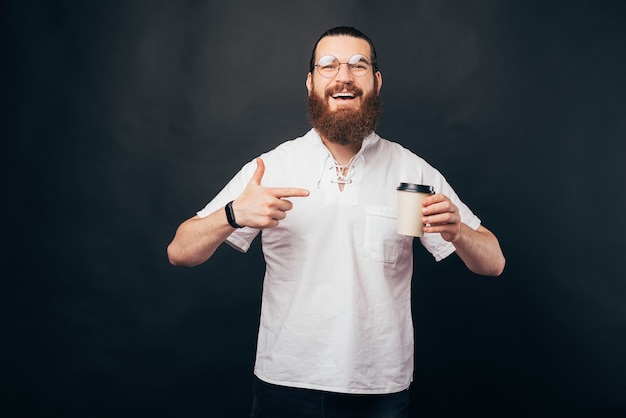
[4,1,626,417]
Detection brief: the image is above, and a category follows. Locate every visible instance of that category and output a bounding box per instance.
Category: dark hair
[308,26,378,73]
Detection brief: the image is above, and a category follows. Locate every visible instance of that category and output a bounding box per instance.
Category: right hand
[231,158,310,229]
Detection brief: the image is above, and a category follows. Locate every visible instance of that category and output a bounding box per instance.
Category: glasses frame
[314,54,375,78]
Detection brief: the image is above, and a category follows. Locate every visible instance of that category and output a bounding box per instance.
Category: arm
[422,193,505,276]
[167,158,310,267]
[167,211,235,267]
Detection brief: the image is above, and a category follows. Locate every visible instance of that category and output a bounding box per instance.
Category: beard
[307,80,382,146]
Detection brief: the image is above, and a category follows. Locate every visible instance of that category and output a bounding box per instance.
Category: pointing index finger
[268,187,310,198]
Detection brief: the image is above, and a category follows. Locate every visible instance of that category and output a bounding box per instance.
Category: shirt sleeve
[196,159,261,253]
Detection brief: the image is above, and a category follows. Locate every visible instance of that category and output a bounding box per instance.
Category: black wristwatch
[225,200,243,228]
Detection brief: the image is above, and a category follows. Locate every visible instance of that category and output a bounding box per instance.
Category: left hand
[422,193,462,242]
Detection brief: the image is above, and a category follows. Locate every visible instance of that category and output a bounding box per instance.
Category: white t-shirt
[197,129,481,394]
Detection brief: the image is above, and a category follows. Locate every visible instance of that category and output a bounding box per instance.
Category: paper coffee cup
[397,183,435,237]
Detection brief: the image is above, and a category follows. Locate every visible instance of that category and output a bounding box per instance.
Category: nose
[335,63,354,83]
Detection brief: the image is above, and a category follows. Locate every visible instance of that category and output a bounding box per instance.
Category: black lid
[396,183,435,194]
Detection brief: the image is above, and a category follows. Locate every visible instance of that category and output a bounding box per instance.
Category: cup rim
[397,183,435,194]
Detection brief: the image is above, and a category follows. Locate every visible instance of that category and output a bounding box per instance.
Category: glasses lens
[347,54,371,76]
[316,55,339,77]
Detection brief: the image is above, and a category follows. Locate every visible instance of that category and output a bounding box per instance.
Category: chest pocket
[363,206,408,263]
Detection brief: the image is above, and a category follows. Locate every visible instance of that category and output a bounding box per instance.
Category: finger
[271,208,288,220]
[423,203,455,216]
[423,224,457,236]
[423,197,456,215]
[269,187,310,198]
[274,198,294,212]
[249,158,265,186]
[423,212,458,226]
[422,193,444,206]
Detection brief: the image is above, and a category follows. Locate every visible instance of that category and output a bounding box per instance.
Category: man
[168,26,505,418]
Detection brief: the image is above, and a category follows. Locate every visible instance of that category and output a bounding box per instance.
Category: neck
[320,135,363,165]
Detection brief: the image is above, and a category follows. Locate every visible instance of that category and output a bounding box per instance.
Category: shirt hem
[254,372,411,395]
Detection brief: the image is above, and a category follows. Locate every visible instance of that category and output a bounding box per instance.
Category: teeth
[332,93,355,98]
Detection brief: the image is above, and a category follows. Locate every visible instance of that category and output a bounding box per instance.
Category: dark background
[4,0,626,417]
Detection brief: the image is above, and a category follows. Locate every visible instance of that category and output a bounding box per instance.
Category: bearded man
[168,26,505,418]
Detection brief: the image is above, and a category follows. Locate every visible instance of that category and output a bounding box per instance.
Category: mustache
[324,83,363,98]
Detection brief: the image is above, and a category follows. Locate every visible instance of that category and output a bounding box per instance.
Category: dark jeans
[250,377,410,418]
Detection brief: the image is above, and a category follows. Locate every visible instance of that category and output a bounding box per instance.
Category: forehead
[315,35,372,62]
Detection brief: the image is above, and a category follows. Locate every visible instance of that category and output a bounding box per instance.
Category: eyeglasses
[314,54,374,78]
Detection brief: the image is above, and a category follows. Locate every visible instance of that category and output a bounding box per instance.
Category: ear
[306,72,313,94]
[375,71,383,93]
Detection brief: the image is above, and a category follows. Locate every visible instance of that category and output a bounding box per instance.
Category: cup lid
[397,183,435,193]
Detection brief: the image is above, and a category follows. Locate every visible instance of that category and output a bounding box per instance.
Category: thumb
[249,157,265,186]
